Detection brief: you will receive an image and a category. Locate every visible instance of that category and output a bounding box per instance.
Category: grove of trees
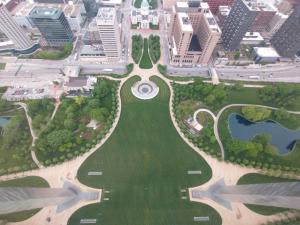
[35,79,119,165]
[241,106,271,122]
[131,35,143,64]
[148,35,161,64]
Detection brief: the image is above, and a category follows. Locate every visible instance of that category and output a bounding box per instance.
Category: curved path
[1,77,126,225]
[14,102,43,169]
[1,64,297,225]
[215,104,300,159]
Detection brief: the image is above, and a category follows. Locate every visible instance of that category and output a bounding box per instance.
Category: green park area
[0,63,6,70]
[68,76,221,225]
[237,173,297,215]
[139,38,153,69]
[29,43,73,60]
[34,79,119,166]
[0,176,49,222]
[173,80,300,172]
[0,99,36,175]
[148,35,161,64]
[27,99,55,135]
[131,35,143,64]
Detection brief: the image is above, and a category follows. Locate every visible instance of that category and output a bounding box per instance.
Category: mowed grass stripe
[68,76,221,225]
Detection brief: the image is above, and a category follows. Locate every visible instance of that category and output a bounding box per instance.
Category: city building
[252,47,280,63]
[203,0,233,14]
[82,0,98,17]
[241,32,264,45]
[215,5,230,27]
[96,7,121,62]
[29,6,74,47]
[251,2,276,33]
[131,0,159,29]
[83,18,102,44]
[11,2,84,32]
[221,0,257,51]
[266,12,288,37]
[64,76,97,92]
[0,3,33,50]
[277,0,300,14]
[270,5,300,58]
[168,1,221,66]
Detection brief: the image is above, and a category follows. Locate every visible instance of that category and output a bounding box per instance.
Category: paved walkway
[1,62,298,225]
[14,102,43,169]
[2,77,125,225]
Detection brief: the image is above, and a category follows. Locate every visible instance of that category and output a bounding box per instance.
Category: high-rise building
[96,7,121,62]
[251,2,276,32]
[270,5,300,58]
[0,3,33,50]
[267,12,288,37]
[83,0,98,17]
[169,1,221,66]
[203,0,234,14]
[29,7,74,47]
[221,0,257,51]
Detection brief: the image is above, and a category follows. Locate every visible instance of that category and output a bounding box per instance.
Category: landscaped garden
[237,173,297,215]
[131,35,143,64]
[27,99,55,135]
[0,99,36,175]
[34,78,119,166]
[139,38,153,69]
[172,80,300,173]
[0,176,49,222]
[68,76,221,225]
[148,35,161,64]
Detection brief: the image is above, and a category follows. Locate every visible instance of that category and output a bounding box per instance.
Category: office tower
[29,7,74,47]
[169,1,221,66]
[83,0,98,17]
[203,0,234,14]
[270,5,300,58]
[267,12,288,37]
[0,3,32,50]
[221,0,257,51]
[277,0,300,14]
[96,7,121,62]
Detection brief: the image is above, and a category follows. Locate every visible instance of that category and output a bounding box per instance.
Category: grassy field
[0,63,6,70]
[68,76,221,225]
[139,38,153,69]
[237,173,297,215]
[0,176,49,222]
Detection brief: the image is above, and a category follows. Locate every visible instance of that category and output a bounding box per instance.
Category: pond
[228,113,300,155]
[0,116,10,128]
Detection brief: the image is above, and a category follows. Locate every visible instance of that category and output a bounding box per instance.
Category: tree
[90,108,109,122]
[74,96,86,106]
[274,108,290,121]
[46,129,72,150]
[241,106,271,122]
[93,80,110,99]
[64,118,77,130]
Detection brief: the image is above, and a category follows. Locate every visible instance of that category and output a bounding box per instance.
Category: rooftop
[12,1,81,18]
[29,6,62,18]
[96,7,116,24]
[178,12,193,31]
[254,47,280,57]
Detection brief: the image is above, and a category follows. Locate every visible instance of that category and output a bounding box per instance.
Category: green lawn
[139,38,153,69]
[68,76,221,225]
[0,176,49,222]
[237,173,297,215]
